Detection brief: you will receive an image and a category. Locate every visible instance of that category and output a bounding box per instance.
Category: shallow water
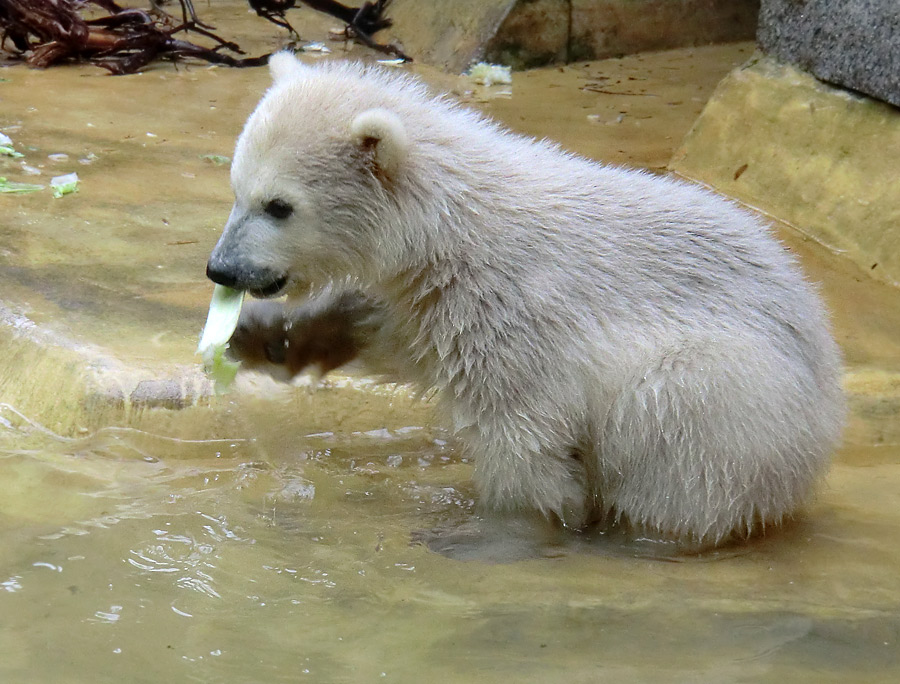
[2,398,899,683]
[3,393,899,683]
[1,8,899,682]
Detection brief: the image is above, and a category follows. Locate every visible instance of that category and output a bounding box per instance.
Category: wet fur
[228,290,382,380]
[214,54,845,547]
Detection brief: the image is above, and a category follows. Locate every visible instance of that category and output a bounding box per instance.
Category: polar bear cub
[206,53,845,547]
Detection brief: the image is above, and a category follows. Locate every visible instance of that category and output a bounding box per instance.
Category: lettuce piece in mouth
[197,284,245,392]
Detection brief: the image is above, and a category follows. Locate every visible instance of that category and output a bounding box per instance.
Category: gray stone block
[758,0,900,107]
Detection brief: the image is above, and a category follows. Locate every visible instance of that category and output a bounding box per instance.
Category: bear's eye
[264,198,293,220]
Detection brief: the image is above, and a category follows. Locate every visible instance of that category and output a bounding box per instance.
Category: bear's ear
[268,51,308,84]
[350,109,408,179]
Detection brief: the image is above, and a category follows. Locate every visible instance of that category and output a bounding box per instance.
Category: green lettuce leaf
[197,284,245,392]
[0,177,44,194]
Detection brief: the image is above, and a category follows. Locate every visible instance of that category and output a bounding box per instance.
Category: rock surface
[758,0,900,107]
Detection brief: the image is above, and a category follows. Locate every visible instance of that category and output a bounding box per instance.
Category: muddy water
[1,13,899,682]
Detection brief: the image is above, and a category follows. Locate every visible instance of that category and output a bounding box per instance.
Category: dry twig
[0,0,268,73]
[0,0,409,74]
[250,0,409,61]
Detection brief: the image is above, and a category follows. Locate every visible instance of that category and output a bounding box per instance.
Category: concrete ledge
[0,302,213,435]
[0,301,434,438]
[671,55,900,449]
[671,56,900,288]
[844,370,900,447]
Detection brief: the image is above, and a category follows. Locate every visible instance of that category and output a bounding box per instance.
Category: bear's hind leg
[599,339,835,546]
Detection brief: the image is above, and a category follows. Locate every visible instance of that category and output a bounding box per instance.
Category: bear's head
[206,53,415,298]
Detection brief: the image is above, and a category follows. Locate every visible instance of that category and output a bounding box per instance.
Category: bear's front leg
[414,428,593,562]
[227,289,385,381]
[463,421,593,531]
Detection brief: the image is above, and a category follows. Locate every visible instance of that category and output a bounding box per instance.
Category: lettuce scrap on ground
[200,154,231,166]
[50,172,79,198]
[467,62,513,86]
[0,177,44,193]
[0,131,23,158]
[197,284,245,392]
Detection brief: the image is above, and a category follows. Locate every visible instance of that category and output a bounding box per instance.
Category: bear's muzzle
[205,257,288,298]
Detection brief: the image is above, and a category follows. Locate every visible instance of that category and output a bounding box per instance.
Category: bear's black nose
[206,262,239,289]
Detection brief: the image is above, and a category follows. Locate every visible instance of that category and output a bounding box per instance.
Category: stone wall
[758,0,900,107]
[385,0,760,73]
[485,0,760,69]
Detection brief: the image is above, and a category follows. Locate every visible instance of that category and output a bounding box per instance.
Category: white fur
[220,55,845,546]
[268,51,309,83]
